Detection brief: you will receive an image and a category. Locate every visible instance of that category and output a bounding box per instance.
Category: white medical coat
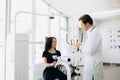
[80,26,103,80]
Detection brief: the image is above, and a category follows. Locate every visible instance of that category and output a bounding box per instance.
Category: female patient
[42,37,67,80]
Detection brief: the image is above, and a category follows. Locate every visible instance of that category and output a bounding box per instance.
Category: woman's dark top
[42,50,67,80]
[42,50,61,67]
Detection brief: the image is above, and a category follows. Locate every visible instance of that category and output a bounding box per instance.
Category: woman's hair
[44,37,56,51]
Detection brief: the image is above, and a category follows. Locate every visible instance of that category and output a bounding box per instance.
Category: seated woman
[42,37,67,80]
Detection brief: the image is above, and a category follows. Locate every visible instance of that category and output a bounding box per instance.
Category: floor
[72,65,120,80]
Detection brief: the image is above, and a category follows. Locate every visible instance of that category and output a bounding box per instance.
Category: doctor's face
[79,21,88,30]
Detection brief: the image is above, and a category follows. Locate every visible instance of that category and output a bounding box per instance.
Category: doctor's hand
[75,42,82,49]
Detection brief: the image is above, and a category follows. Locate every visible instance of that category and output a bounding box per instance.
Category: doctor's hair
[45,37,56,51]
[79,14,93,25]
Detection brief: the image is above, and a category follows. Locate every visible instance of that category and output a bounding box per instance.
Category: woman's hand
[50,61,57,67]
[43,57,57,67]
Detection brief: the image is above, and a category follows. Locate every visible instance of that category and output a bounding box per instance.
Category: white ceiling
[45,0,120,18]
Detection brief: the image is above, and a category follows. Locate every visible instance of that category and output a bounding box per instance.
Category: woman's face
[52,38,57,49]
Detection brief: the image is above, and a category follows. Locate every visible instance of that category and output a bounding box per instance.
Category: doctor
[76,14,103,80]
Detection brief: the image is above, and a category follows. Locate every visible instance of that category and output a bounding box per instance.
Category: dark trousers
[43,67,67,80]
[92,76,94,80]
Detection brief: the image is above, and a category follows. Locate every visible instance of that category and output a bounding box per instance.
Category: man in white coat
[76,14,103,80]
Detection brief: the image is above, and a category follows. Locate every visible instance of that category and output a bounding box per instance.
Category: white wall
[96,16,120,63]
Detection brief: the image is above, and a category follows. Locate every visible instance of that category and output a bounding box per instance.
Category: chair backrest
[33,63,45,80]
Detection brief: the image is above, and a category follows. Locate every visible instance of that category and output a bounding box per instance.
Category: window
[16,14,32,33]
[61,17,67,30]
[0,0,6,80]
[50,15,60,38]
[35,15,49,63]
